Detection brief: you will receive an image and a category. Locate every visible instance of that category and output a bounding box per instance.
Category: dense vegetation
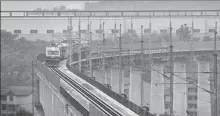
[1,31,49,88]
[16,108,33,116]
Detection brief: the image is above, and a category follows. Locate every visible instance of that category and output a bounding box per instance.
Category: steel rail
[50,67,124,116]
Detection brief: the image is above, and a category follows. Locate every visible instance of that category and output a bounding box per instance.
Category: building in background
[1,86,34,116]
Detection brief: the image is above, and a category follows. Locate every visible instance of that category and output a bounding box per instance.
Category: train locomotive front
[45,44,61,67]
[45,43,69,67]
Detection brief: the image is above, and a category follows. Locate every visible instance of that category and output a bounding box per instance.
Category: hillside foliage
[1,31,49,88]
[16,108,33,116]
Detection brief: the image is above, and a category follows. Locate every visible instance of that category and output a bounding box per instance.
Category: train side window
[14,30,21,34]
[47,30,54,34]
[30,29,38,34]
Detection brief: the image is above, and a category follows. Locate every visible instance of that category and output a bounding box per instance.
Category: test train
[45,40,90,67]
[45,42,69,67]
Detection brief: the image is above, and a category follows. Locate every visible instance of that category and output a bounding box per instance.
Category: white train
[45,43,69,67]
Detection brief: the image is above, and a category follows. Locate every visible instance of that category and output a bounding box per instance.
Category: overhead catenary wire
[105,48,212,104]
[105,49,214,95]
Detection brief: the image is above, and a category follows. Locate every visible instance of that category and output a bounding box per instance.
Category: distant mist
[33,5,80,11]
[84,1,220,10]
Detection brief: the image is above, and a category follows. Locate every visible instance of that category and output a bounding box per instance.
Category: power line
[172,89,211,104]
[106,50,212,105]
[107,51,213,94]
[148,62,214,94]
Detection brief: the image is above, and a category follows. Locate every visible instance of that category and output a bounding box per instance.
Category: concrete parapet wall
[37,71,82,116]
[89,104,107,116]
[36,60,60,92]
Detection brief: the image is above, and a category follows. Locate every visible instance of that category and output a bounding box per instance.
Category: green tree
[16,108,33,116]
[60,5,66,11]
[1,31,49,88]
[203,35,212,41]
[178,24,191,42]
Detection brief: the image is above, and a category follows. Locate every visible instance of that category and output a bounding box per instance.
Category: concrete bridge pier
[150,63,164,114]
[110,68,124,94]
[142,79,151,107]
[123,66,131,98]
[91,68,112,85]
[93,69,105,84]
[173,61,187,116]
[197,60,211,116]
[129,68,142,106]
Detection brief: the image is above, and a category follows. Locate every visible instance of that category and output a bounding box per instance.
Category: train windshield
[47,51,59,55]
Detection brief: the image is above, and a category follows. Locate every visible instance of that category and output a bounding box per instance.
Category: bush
[203,36,212,41]
[1,31,49,88]
[16,108,33,116]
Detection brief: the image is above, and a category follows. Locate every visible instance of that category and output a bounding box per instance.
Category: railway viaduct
[2,9,220,116]
[34,41,220,116]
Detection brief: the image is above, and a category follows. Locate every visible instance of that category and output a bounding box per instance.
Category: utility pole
[68,17,73,66]
[102,22,107,84]
[78,20,81,72]
[140,25,144,107]
[130,17,134,62]
[119,24,123,95]
[32,61,35,116]
[131,18,133,29]
[169,19,174,116]
[191,17,195,61]
[89,21,93,78]
[214,21,218,116]
[113,18,117,43]
[129,17,134,49]
[205,19,207,36]
[123,18,126,32]
[149,18,152,60]
[99,19,102,40]
[191,17,194,42]
[130,17,133,43]
[87,18,90,42]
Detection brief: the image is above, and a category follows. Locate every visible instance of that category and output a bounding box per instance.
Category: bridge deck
[90,41,220,53]
[60,78,90,111]
[70,41,220,66]
[59,60,139,116]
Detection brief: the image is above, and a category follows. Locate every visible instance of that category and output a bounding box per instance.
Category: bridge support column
[93,69,105,84]
[124,66,130,98]
[105,69,112,85]
[110,68,124,94]
[197,60,211,116]
[150,63,164,114]
[129,68,142,106]
[185,60,199,116]
[173,62,187,116]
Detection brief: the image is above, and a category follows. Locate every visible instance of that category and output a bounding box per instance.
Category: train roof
[46,46,59,51]
[56,42,69,47]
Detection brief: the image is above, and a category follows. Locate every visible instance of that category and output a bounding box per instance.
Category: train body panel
[45,41,89,67]
[45,42,69,67]
[57,43,69,59]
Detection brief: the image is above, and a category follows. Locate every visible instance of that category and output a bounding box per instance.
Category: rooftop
[1,86,32,96]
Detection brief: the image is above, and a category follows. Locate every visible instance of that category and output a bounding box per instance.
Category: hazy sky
[2,1,219,34]
[2,1,220,11]
[1,1,99,11]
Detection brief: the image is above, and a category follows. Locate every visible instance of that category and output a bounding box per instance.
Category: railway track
[50,67,124,116]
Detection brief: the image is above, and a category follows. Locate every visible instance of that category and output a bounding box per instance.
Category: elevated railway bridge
[2,9,220,116]
[71,41,220,70]
[34,41,220,116]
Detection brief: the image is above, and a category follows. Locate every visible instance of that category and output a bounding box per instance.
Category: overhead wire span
[103,49,214,95]
[104,51,212,104]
